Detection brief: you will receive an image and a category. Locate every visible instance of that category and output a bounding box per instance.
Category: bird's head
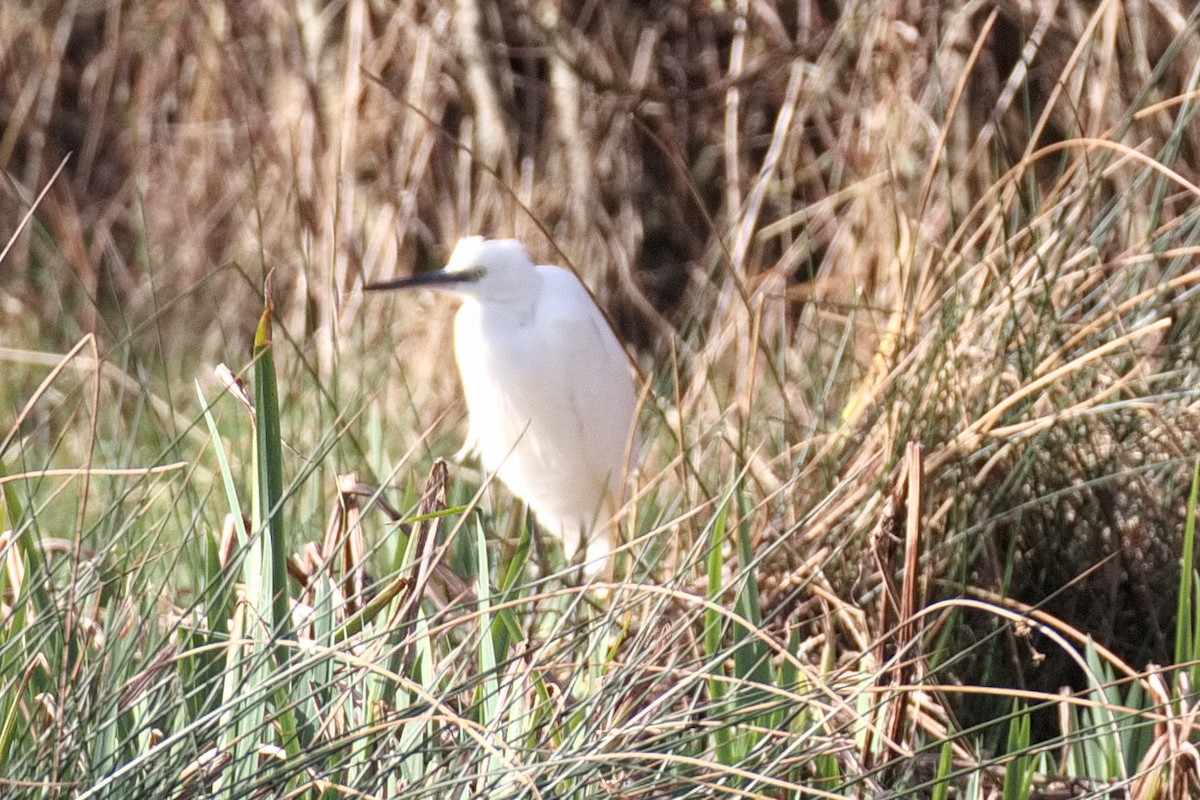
[443,237,541,304]
[365,236,541,312]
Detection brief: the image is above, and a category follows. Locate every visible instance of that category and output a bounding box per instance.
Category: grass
[4,0,1200,797]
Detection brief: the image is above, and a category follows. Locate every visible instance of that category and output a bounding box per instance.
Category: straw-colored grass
[3,1,1200,797]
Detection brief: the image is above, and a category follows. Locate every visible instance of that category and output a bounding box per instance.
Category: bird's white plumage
[416,237,637,563]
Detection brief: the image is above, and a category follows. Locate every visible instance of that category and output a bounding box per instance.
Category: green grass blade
[252,296,290,655]
[1176,457,1199,669]
[704,492,736,766]
[930,739,954,800]
[1002,703,1032,800]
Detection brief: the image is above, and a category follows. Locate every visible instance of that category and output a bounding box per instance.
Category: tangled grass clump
[3,2,1200,797]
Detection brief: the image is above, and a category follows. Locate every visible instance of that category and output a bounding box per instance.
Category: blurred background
[11,2,1184,378]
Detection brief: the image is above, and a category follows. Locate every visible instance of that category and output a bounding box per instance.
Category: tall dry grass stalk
[4,0,1200,746]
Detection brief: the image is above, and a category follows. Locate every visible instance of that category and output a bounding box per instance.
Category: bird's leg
[573,521,589,567]
[571,525,590,587]
[528,511,550,578]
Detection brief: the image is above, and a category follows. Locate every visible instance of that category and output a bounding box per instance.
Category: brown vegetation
[5,0,1200,772]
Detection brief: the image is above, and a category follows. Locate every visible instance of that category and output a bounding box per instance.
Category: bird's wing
[537,266,633,370]
[536,266,638,490]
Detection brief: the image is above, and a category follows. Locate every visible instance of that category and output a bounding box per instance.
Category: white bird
[366,236,638,567]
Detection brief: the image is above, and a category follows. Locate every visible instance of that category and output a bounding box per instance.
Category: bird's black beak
[364,266,484,292]
[363,270,463,292]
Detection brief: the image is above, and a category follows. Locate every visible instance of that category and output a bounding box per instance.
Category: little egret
[366,236,638,566]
